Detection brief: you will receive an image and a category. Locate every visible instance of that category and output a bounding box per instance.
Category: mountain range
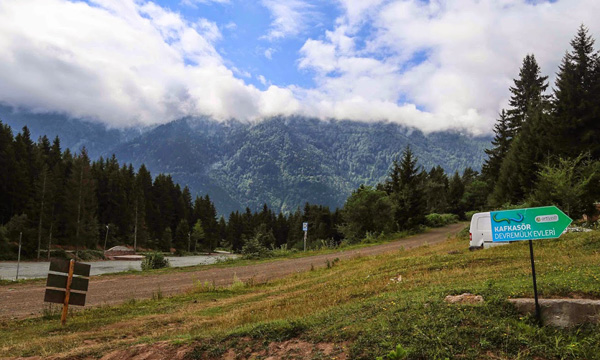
[0,106,491,215]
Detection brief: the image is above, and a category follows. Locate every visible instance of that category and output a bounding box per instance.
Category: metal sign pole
[16,232,22,281]
[303,231,307,252]
[529,240,541,325]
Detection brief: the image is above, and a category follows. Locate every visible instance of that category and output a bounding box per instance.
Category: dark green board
[43,289,87,306]
[49,259,91,277]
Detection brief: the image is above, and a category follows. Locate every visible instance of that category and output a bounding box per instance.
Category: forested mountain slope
[111,116,491,214]
[0,106,490,214]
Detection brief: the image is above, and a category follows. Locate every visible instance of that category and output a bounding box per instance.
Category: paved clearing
[0,223,464,319]
[0,255,234,279]
[0,254,235,280]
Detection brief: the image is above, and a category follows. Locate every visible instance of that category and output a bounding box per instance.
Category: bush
[361,232,388,244]
[49,249,68,259]
[425,213,459,228]
[465,210,479,221]
[271,244,297,257]
[241,236,271,259]
[77,249,105,261]
[141,253,170,271]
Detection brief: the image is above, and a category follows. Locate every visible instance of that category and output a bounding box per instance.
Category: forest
[0,25,598,260]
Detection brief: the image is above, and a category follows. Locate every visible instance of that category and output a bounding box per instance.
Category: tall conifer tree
[507,54,549,136]
[552,25,600,157]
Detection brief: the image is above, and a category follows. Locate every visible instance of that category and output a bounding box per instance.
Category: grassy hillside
[2,228,600,359]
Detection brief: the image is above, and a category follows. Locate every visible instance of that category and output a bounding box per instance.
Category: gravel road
[0,223,464,319]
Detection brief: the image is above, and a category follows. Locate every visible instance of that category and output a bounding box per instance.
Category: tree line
[0,118,480,260]
[0,123,348,259]
[0,125,224,259]
[483,25,600,218]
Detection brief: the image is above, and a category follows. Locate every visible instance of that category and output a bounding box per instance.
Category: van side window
[477,217,491,231]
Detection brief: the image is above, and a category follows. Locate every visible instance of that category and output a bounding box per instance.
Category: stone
[444,293,484,304]
[389,275,403,283]
[509,298,600,328]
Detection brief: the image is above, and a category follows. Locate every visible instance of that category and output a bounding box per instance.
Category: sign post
[44,258,91,325]
[302,222,308,252]
[61,260,75,326]
[491,206,572,324]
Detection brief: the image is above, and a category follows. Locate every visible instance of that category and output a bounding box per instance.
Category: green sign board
[491,206,572,242]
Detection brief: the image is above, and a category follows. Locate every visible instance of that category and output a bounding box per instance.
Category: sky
[0,0,598,135]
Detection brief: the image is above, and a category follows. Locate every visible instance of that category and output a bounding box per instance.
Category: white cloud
[180,0,230,8]
[224,21,237,30]
[297,0,600,134]
[0,0,599,135]
[0,0,299,127]
[264,47,275,59]
[261,0,313,41]
[258,75,268,86]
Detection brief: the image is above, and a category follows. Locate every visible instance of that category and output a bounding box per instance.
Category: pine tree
[66,149,98,249]
[174,219,190,251]
[160,227,172,252]
[385,146,426,230]
[13,127,36,216]
[482,110,511,185]
[552,25,600,157]
[0,121,17,224]
[507,54,549,136]
[191,220,205,252]
[447,171,465,216]
[491,102,552,205]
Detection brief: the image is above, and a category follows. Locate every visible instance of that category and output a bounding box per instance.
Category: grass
[1,227,600,359]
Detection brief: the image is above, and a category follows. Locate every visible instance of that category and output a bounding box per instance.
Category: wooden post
[61,259,75,326]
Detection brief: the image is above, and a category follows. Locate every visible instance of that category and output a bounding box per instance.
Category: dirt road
[0,223,464,319]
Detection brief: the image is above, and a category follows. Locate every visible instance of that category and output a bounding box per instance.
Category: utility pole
[188,232,191,253]
[303,222,308,252]
[103,225,110,251]
[16,232,22,281]
[37,171,47,260]
[75,166,83,261]
[48,223,53,261]
[133,200,138,252]
[48,205,55,261]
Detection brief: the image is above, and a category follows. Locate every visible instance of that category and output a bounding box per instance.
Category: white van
[469,212,509,250]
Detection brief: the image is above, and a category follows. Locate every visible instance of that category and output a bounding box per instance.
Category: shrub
[425,213,459,228]
[376,344,408,360]
[49,248,68,259]
[77,249,105,261]
[241,236,271,259]
[361,232,389,244]
[271,244,297,257]
[141,253,170,271]
[465,210,479,221]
